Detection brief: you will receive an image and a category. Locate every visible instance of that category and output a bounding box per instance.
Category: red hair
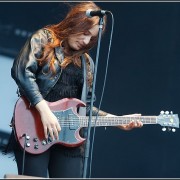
[37,1,107,85]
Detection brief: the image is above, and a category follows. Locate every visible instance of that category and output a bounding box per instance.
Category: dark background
[0,1,180,178]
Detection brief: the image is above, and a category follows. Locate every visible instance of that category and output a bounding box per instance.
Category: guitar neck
[79,116,157,127]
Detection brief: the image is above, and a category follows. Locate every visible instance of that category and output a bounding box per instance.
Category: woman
[9,1,143,178]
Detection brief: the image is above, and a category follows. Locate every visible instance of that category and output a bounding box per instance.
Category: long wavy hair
[37,1,107,86]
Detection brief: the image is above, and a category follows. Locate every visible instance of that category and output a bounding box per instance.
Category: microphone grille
[86,9,92,18]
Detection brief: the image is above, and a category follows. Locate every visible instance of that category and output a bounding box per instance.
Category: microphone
[86,9,110,18]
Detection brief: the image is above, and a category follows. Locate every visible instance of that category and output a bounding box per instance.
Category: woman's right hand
[35,100,61,140]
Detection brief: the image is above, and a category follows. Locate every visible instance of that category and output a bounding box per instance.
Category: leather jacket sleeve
[11,29,48,106]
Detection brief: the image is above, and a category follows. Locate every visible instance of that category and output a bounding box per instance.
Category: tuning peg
[162,127,166,131]
[160,111,165,115]
[172,128,176,132]
[165,111,169,115]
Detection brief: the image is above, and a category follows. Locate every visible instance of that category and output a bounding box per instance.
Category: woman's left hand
[106,113,143,131]
[119,113,143,130]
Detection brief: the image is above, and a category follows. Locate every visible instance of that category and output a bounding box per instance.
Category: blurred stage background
[1,1,180,178]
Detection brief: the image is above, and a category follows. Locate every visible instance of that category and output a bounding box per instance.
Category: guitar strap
[79,54,94,116]
[79,54,88,116]
[79,54,94,139]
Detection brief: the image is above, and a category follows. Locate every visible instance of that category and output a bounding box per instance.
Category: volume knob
[26,142,30,147]
[34,144,39,149]
[33,138,38,142]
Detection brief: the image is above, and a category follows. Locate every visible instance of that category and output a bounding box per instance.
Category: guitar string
[54,117,158,127]
[53,116,176,127]
[55,116,158,121]
[34,112,175,127]
[54,116,158,124]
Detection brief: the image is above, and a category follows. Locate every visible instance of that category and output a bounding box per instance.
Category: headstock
[157,111,179,132]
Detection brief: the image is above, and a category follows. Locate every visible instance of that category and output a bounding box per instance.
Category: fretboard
[79,116,157,127]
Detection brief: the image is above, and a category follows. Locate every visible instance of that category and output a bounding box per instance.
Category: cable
[21,133,27,175]
[89,11,114,178]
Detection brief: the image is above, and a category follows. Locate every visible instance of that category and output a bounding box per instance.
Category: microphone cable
[89,11,114,178]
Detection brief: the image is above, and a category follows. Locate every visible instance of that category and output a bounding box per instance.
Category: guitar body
[13,96,86,155]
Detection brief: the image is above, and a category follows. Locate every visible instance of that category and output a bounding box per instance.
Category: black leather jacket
[11,29,76,106]
[11,28,107,116]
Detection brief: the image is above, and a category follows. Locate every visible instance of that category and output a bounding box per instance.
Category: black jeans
[12,134,84,178]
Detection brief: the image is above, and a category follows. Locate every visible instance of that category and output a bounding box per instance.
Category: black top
[45,63,84,102]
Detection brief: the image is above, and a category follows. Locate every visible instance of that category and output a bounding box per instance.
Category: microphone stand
[83,15,105,178]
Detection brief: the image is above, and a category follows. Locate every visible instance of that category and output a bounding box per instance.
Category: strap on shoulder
[79,54,87,115]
